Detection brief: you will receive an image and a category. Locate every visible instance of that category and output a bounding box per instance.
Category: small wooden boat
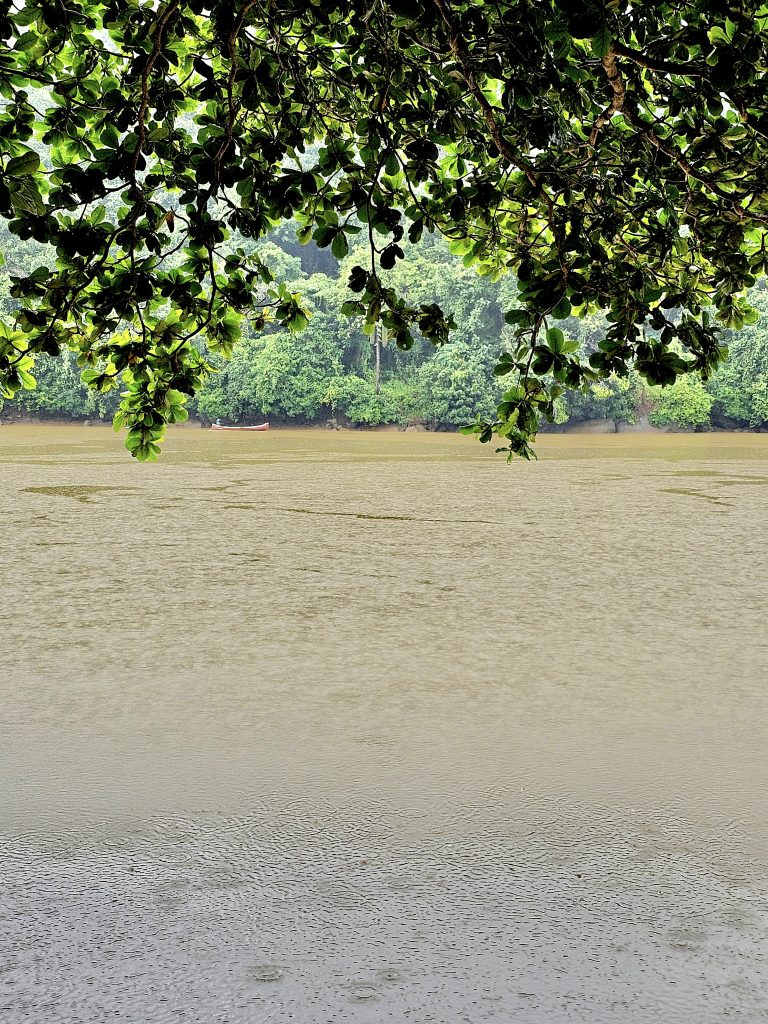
[210,422,270,431]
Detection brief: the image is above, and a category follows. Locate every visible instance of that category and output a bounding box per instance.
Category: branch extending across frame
[211,0,260,191]
[132,0,181,179]
[589,48,626,147]
[612,41,709,79]
[591,44,768,225]
[431,0,553,213]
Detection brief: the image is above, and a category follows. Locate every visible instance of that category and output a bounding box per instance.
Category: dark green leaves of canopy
[0,0,766,459]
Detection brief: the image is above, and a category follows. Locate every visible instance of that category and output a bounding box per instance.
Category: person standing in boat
[215,418,221,427]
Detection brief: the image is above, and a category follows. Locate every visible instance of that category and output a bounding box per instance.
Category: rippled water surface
[1,426,767,1023]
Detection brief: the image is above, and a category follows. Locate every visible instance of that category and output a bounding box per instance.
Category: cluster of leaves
[0,321,36,398]
[0,0,766,458]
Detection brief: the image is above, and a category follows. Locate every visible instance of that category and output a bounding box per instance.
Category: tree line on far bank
[2,225,768,434]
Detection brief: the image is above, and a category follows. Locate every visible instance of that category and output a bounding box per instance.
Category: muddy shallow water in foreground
[1,427,767,1023]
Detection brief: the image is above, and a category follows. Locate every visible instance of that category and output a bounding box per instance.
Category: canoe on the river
[210,423,270,431]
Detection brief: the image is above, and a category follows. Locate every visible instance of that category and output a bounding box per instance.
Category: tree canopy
[0,0,766,459]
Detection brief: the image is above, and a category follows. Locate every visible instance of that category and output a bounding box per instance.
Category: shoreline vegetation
[1,412,765,435]
[4,230,768,440]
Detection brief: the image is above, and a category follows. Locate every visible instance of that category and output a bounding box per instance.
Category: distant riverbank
[1,412,765,436]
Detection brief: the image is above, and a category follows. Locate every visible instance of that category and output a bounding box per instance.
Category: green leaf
[341,300,364,316]
[125,429,144,452]
[331,231,348,259]
[504,309,533,327]
[133,442,161,462]
[288,310,309,332]
[384,150,399,176]
[6,151,41,176]
[493,353,516,376]
[591,26,612,58]
[10,179,44,215]
[551,296,572,320]
[545,326,565,351]
[313,226,336,247]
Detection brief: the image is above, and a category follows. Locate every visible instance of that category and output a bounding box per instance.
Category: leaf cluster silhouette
[0,0,766,458]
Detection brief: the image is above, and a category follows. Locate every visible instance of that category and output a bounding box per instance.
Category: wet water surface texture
[1,426,767,1024]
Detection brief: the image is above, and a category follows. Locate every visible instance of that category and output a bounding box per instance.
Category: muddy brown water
[1,426,767,1023]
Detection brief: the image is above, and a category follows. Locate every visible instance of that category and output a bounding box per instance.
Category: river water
[1,425,766,1023]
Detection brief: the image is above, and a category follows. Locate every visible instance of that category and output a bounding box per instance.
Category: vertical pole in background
[374,322,382,395]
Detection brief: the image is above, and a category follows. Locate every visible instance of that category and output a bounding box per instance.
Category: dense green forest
[2,222,767,432]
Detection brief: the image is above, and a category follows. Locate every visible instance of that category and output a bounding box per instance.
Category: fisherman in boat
[215,418,222,427]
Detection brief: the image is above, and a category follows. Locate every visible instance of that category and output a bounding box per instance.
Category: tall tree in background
[0,1,766,459]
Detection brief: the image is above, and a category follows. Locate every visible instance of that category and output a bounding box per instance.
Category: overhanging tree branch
[0,0,765,461]
[430,0,552,210]
[612,41,709,79]
[589,48,626,147]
